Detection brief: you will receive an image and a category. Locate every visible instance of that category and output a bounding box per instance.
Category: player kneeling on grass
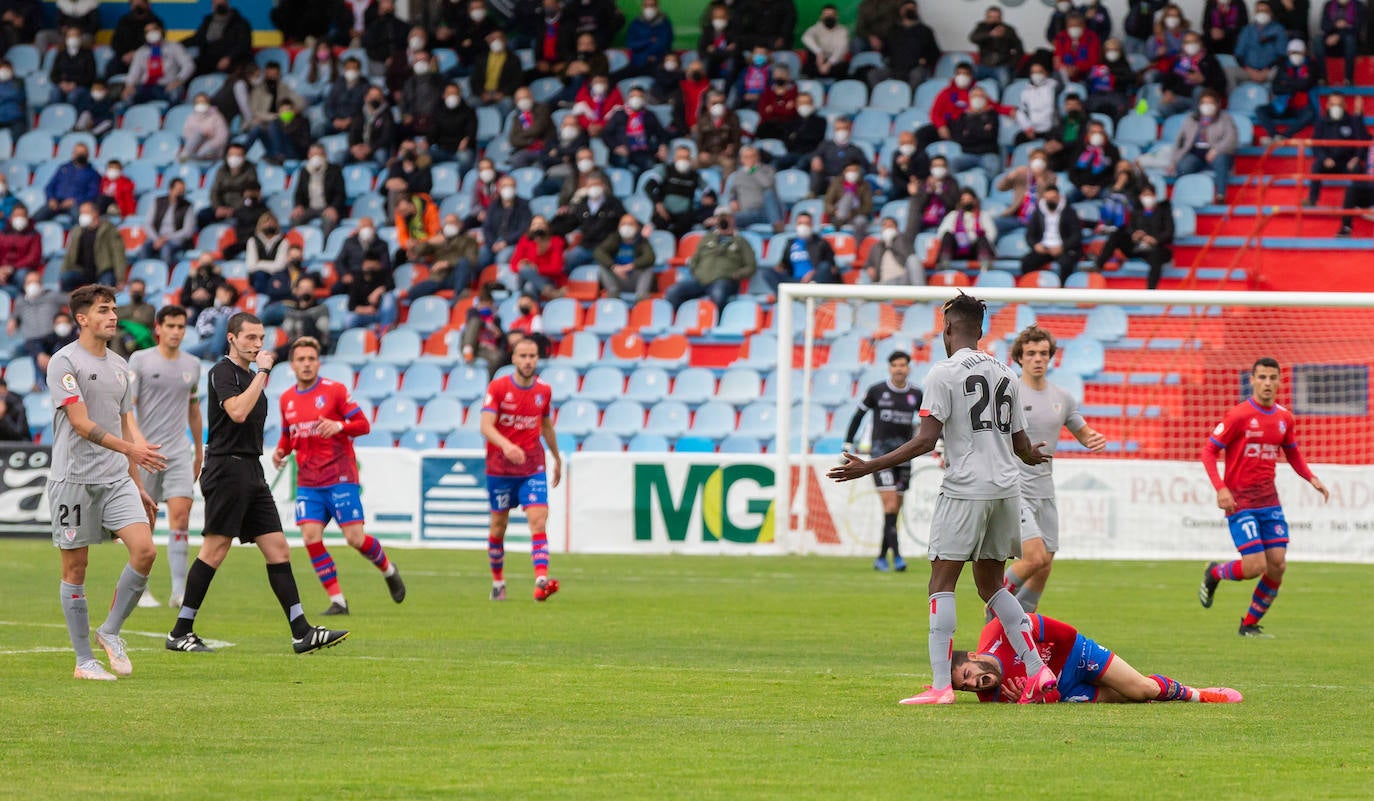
[272,336,405,616]
[950,614,1242,704]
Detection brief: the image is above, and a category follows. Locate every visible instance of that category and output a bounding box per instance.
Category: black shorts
[873,464,911,493]
[200,455,282,543]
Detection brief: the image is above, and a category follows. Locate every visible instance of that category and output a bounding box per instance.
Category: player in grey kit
[48,285,168,680]
[829,292,1057,705]
[843,350,922,572]
[1002,326,1106,613]
[129,305,203,609]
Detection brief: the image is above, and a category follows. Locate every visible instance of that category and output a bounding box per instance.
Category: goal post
[774,285,1374,561]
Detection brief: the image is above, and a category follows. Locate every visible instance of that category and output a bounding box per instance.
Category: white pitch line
[0,620,235,649]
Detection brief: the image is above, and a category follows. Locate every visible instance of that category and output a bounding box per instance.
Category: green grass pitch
[2,539,1372,800]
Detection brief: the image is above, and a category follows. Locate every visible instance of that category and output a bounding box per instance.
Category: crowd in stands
[0,0,1372,447]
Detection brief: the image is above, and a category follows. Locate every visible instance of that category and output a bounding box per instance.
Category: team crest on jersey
[115,372,126,386]
[1248,418,1259,428]
[61,373,77,391]
[1052,402,1063,414]
[286,400,295,411]
[505,392,514,402]
[1279,421,1287,434]
[62,527,76,541]
[315,395,327,409]
[535,395,545,407]
[182,371,193,383]
[1212,422,1225,436]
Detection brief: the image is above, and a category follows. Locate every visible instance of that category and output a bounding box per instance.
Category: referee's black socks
[266,561,311,638]
[170,558,217,637]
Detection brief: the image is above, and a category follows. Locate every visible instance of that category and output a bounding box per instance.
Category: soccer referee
[165,312,348,654]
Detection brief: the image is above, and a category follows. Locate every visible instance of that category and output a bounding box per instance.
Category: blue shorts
[486,472,548,513]
[1227,505,1289,556]
[1055,633,1116,703]
[295,483,365,527]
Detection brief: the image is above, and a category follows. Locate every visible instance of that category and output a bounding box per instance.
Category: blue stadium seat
[688,401,736,440]
[1171,204,1197,237]
[824,79,869,115]
[541,364,580,403]
[5,359,37,392]
[601,399,645,438]
[811,367,856,408]
[398,363,445,401]
[140,131,181,166]
[342,163,375,199]
[1160,113,1190,149]
[645,400,691,438]
[352,430,394,448]
[735,331,777,370]
[8,45,40,76]
[440,429,482,449]
[475,106,502,144]
[99,130,140,164]
[37,104,75,134]
[430,162,460,198]
[585,298,629,337]
[164,161,202,189]
[255,47,291,70]
[673,435,715,453]
[775,169,810,205]
[667,367,716,405]
[187,73,225,100]
[13,131,53,164]
[718,434,761,454]
[416,396,464,434]
[376,328,423,364]
[353,364,400,401]
[624,193,653,224]
[625,365,671,403]
[1228,82,1269,116]
[318,361,355,387]
[120,104,164,137]
[975,270,1015,288]
[735,402,777,440]
[715,367,761,406]
[1058,338,1105,377]
[399,429,442,450]
[36,222,65,257]
[555,399,600,437]
[128,259,168,291]
[553,330,601,369]
[541,297,582,337]
[579,431,623,452]
[373,396,419,434]
[1172,174,1215,209]
[23,393,52,429]
[403,295,450,335]
[626,433,668,452]
[1115,114,1158,149]
[577,365,624,405]
[868,79,912,113]
[351,192,387,221]
[1083,306,1129,342]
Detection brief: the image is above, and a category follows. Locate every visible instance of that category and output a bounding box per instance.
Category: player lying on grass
[948,614,1243,704]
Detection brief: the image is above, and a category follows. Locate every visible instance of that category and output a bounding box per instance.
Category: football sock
[1003,566,1026,594]
[531,531,549,578]
[988,588,1047,675]
[1149,674,1197,702]
[265,561,311,638]
[927,592,957,691]
[1242,575,1281,627]
[1015,587,1042,614]
[1210,560,1245,582]
[305,540,342,598]
[96,564,148,638]
[60,581,96,663]
[168,530,189,596]
[355,535,392,573]
[170,558,217,637]
[488,534,504,582]
[880,512,898,559]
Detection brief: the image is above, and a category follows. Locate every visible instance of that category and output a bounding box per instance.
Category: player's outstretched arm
[1073,424,1107,452]
[829,416,942,482]
[66,403,166,472]
[1012,430,1052,466]
[541,417,562,488]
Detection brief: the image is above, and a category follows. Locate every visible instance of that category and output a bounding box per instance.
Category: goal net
[773,286,1374,563]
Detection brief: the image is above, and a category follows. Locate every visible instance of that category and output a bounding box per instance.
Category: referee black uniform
[202,357,282,540]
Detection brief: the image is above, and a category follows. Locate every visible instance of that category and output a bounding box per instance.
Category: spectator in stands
[1045,0,1073,42]
[508,86,555,168]
[917,63,976,151]
[729,145,784,231]
[109,0,161,79]
[263,99,312,165]
[594,214,655,300]
[754,66,798,141]
[362,0,410,68]
[802,5,850,79]
[1045,91,1088,172]
[326,57,370,135]
[185,0,252,76]
[1318,0,1366,86]
[384,28,431,94]
[271,0,331,45]
[745,0,798,51]
[824,161,874,239]
[461,282,509,373]
[33,311,78,390]
[0,60,22,138]
[1124,0,1168,56]
[674,61,713,134]
[291,145,346,238]
[471,31,523,107]
[1277,0,1312,40]
[1019,183,1084,283]
[1094,183,1175,287]
[1256,40,1323,143]
[665,208,756,310]
[996,150,1057,235]
[329,0,372,49]
[0,0,40,50]
[1310,94,1370,205]
[247,62,308,148]
[772,92,826,170]
[649,51,683,106]
[1336,145,1374,237]
[571,73,623,138]
[647,146,711,238]
[695,89,742,172]
[906,155,959,236]
[143,177,195,266]
[0,177,14,221]
[431,83,478,169]
[1159,30,1227,117]
[1081,0,1113,41]
[936,188,996,271]
[731,46,774,109]
[949,86,1005,177]
[537,118,589,190]
[1054,13,1104,84]
[603,87,668,174]
[185,283,237,360]
[245,212,291,298]
[529,1,576,83]
[1236,1,1289,81]
[623,0,674,78]
[553,149,600,210]
[400,52,446,141]
[763,212,838,294]
[1168,90,1238,204]
[346,253,398,329]
[0,205,40,275]
[210,61,255,127]
[698,2,742,83]
[10,273,64,383]
[553,173,623,269]
[855,0,902,53]
[1147,5,1190,67]
[481,175,532,267]
[199,144,257,229]
[406,214,479,300]
[512,215,568,299]
[383,142,434,211]
[1085,39,1139,120]
[1201,0,1248,56]
[573,0,625,51]
[54,0,99,42]
[98,160,135,219]
[59,202,126,289]
[864,216,922,286]
[179,252,225,322]
[179,92,229,162]
[0,375,30,440]
[865,0,939,88]
[1069,119,1123,201]
[466,158,502,229]
[277,275,330,356]
[808,117,871,196]
[968,6,1024,88]
[882,131,928,203]
[34,143,98,223]
[73,79,114,136]
[111,279,157,357]
[349,86,398,166]
[561,32,610,101]
[395,192,443,265]
[222,181,268,258]
[1015,64,1059,145]
[49,26,96,106]
[334,219,394,295]
[505,295,546,352]
[124,20,193,104]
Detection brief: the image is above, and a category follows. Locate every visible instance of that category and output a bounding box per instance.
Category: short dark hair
[69,284,116,317]
[1011,325,1057,364]
[227,312,261,336]
[943,290,986,333]
[887,349,911,364]
[155,304,188,325]
[289,336,322,360]
[1252,356,1281,374]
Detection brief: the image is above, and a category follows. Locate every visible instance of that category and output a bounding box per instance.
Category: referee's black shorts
[200,455,282,542]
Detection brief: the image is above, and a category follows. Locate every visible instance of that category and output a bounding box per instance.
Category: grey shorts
[140,451,196,503]
[48,477,149,550]
[1019,496,1060,552]
[928,494,1021,561]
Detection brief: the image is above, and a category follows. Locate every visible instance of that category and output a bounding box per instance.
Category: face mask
[1255,12,1272,25]
[194,101,212,114]
[499,186,517,201]
[444,223,461,238]
[414,61,430,75]
[490,39,505,53]
[962,202,976,212]
[66,38,80,53]
[560,126,579,142]
[442,94,461,110]
[146,31,162,45]
[795,224,812,238]
[1329,107,1345,120]
[262,226,279,236]
[11,216,25,231]
[753,54,767,66]
[1057,1,1070,11]
[675,159,691,173]
[844,171,861,183]
[279,109,296,124]
[1030,73,1047,86]
[24,282,40,297]
[1105,50,1121,62]
[515,97,533,112]
[627,95,645,111]
[587,185,605,200]
[410,36,425,51]
[106,168,122,180]
[1164,16,1180,28]
[881,227,898,244]
[1290,53,1305,66]
[1088,133,1105,147]
[78,213,94,227]
[1198,103,1217,118]
[470,9,486,22]
[345,68,361,82]
[833,129,850,144]
[1029,158,1047,172]
[226,155,244,169]
[643,7,658,20]
[1183,42,1201,56]
[797,104,815,117]
[823,16,838,28]
[0,69,12,82]
[308,155,326,171]
[664,60,679,71]
[480,168,496,183]
[130,292,145,305]
[619,225,637,240]
[898,143,916,156]
[970,97,988,111]
[591,83,607,97]
[91,90,106,101]
[930,166,948,179]
[358,226,375,243]
[954,74,972,89]
[74,152,88,165]
[1140,195,1157,209]
[530,227,547,237]
[712,18,727,30]
[54,323,73,337]
[1067,26,1083,39]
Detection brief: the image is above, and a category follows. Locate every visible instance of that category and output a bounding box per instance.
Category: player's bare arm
[479,411,526,465]
[830,416,943,482]
[541,417,562,488]
[1309,476,1329,502]
[1073,425,1108,452]
[121,411,161,518]
[1013,429,1052,466]
[63,400,166,472]
[189,395,203,481]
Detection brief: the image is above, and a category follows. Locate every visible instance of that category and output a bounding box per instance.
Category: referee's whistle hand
[131,441,167,473]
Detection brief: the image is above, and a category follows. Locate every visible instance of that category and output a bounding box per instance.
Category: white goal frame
[774,284,1374,554]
